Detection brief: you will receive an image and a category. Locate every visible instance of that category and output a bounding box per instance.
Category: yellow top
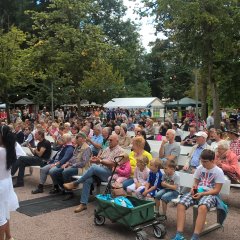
[129,150,152,177]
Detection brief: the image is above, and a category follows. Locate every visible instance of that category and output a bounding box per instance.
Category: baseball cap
[195,131,208,139]
[77,131,87,139]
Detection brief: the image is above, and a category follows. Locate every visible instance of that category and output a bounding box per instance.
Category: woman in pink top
[215,140,240,182]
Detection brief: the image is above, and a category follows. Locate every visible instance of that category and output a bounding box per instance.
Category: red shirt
[230,138,240,160]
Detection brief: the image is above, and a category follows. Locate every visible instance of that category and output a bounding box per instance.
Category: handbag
[156,134,162,141]
[111,182,127,197]
[224,171,240,184]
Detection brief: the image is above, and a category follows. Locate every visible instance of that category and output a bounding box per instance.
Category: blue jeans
[49,166,64,185]
[155,189,179,203]
[50,166,78,187]
[122,178,134,190]
[62,167,78,184]
[75,164,112,205]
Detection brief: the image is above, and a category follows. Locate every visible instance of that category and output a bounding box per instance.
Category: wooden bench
[22,147,58,175]
[174,171,231,236]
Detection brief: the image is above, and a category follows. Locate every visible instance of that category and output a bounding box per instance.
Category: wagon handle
[113,155,125,165]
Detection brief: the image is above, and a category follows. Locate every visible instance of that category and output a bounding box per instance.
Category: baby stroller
[94,155,166,240]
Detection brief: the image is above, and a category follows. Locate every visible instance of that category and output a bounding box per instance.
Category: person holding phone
[171,149,225,240]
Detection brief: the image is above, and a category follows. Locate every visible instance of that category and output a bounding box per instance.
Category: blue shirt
[90,134,103,155]
[190,143,207,167]
[147,170,162,189]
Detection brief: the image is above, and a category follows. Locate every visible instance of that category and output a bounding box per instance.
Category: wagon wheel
[94,215,105,226]
[153,224,166,239]
[135,230,148,240]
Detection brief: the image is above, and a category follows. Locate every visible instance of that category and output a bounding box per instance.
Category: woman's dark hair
[173,123,179,128]
[216,129,223,138]
[200,149,215,161]
[0,125,17,170]
[139,130,147,140]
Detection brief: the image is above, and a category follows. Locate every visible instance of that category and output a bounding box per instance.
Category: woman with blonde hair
[122,136,152,189]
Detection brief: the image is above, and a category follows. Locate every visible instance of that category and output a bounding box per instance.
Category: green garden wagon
[94,195,166,240]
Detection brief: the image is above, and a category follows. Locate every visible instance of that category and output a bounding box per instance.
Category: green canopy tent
[165,97,201,108]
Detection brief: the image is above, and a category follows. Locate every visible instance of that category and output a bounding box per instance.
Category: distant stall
[104,97,165,118]
[0,103,6,108]
[166,97,201,108]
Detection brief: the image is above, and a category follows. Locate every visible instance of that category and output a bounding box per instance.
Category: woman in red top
[215,140,240,183]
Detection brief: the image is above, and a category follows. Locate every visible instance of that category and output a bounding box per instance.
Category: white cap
[195,131,208,139]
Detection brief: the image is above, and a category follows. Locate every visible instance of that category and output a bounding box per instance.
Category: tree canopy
[140,0,240,126]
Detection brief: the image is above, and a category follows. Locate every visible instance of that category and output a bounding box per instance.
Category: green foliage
[21,0,128,105]
[0,27,26,96]
[1,0,153,107]
[146,39,193,100]
[80,59,125,103]
[140,0,240,126]
[125,81,152,97]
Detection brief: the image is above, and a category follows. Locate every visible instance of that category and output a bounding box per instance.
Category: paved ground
[11,170,240,240]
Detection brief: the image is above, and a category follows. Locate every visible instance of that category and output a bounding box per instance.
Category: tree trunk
[2,92,10,123]
[77,97,81,117]
[200,75,208,121]
[208,64,221,128]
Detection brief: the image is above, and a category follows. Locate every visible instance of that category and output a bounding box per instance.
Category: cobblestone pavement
[11,171,240,240]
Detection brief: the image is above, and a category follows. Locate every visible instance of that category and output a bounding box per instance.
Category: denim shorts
[155,189,179,203]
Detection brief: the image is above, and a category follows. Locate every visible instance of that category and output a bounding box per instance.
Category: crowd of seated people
[0,106,239,239]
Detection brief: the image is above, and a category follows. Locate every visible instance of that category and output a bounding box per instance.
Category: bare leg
[0,222,6,240]
[155,199,160,213]
[194,205,208,234]
[176,203,186,232]
[5,221,11,240]
[162,201,167,215]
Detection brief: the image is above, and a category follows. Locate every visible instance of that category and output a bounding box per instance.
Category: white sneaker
[172,195,181,205]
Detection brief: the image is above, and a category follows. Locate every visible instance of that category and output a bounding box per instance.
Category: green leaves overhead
[0,27,26,94]
[140,0,240,126]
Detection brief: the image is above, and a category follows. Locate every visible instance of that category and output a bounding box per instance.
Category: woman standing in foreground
[0,125,19,240]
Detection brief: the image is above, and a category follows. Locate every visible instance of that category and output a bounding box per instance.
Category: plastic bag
[114,196,134,208]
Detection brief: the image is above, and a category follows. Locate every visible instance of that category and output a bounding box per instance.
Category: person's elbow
[167,155,176,161]
[213,184,223,195]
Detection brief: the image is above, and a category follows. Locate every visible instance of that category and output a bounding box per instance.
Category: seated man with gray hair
[63,134,124,213]
[183,131,212,173]
[159,129,181,164]
[32,134,74,194]
[86,124,103,156]
[50,131,92,199]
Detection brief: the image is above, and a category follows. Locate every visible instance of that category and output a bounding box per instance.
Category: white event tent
[104,97,165,118]
[0,104,6,108]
